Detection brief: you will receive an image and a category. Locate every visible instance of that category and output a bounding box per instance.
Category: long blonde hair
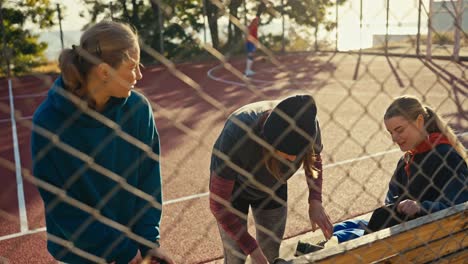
[58,21,138,98]
[264,148,319,184]
[384,95,467,162]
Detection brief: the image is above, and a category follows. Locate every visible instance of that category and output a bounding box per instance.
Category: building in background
[371,0,467,48]
[433,0,468,33]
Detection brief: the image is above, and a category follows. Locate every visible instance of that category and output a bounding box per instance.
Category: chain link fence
[0,0,467,263]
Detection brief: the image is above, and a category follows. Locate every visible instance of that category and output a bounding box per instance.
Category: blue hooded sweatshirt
[31,77,162,263]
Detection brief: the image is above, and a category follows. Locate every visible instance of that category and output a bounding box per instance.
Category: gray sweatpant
[217,204,287,264]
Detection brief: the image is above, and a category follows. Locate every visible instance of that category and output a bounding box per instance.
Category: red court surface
[0,53,466,263]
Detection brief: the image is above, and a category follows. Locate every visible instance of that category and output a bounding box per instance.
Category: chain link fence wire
[0,0,467,263]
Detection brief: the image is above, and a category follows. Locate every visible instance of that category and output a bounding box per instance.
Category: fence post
[158,4,164,55]
[203,0,207,44]
[110,1,114,20]
[243,0,247,26]
[56,3,64,50]
[453,0,462,62]
[0,0,11,78]
[427,0,433,60]
[314,0,318,51]
[335,0,339,52]
[385,0,389,55]
[359,0,362,52]
[281,0,285,53]
[416,0,422,56]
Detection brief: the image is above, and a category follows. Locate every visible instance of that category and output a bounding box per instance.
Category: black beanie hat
[263,95,317,155]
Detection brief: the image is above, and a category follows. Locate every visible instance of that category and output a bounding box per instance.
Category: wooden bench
[288,202,467,264]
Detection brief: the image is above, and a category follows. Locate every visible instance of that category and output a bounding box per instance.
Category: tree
[225,0,242,50]
[203,0,346,52]
[204,0,220,49]
[82,0,204,61]
[0,0,55,76]
[283,0,346,50]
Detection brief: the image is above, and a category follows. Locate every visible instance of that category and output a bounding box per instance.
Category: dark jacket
[209,100,323,254]
[386,144,467,214]
[31,77,162,263]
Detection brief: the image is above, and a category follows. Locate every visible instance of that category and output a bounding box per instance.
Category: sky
[35,0,94,59]
[49,0,90,31]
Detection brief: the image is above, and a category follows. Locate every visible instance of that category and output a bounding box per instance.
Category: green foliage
[0,0,54,76]
[407,32,467,47]
[259,33,288,52]
[231,0,346,54]
[162,0,205,60]
[282,0,345,29]
[82,0,205,62]
[77,0,347,62]
[433,32,453,46]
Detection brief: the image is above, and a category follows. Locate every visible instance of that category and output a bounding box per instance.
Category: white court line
[1,133,466,242]
[0,115,33,124]
[0,92,47,100]
[162,130,468,205]
[0,147,401,241]
[8,79,29,233]
[0,227,45,242]
[164,193,210,205]
[207,64,272,87]
[206,63,397,88]
[162,147,403,205]
[207,64,317,87]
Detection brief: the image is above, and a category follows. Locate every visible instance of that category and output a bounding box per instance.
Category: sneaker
[245,69,256,76]
[295,240,324,256]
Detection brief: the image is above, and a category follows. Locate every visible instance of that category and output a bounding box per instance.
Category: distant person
[210,94,333,264]
[297,95,467,255]
[31,21,175,264]
[244,15,259,77]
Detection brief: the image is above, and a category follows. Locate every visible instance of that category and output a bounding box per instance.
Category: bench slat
[436,248,468,264]
[377,230,467,263]
[292,202,467,264]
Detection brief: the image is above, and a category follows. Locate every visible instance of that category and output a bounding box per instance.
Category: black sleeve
[210,123,244,181]
[420,148,468,213]
[385,158,405,205]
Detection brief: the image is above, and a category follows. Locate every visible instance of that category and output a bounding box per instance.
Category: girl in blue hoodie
[31,21,175,264]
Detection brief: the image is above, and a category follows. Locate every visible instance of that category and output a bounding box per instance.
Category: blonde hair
[384,95,467,162]
[264,148,318,184]
[58,21,138,97]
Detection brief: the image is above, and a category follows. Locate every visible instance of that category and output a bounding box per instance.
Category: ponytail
[385,95,467,163]
[58,47,86,96]
[425,106,467,162]
[58,21,138,99]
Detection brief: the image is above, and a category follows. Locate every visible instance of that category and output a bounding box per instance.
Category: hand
[128,250,142,264]
[397,199,421,217]
[250,247,269,264]
[144,247,176,264]
[309,200,333,239]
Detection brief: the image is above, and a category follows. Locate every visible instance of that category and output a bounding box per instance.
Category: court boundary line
[0,227,46,242]
[207,64,274,86]
[0,115,33,124]
[1,131,466,242]
[8,79,28,233]
[205,53,406,87]
[0,146,405,242]
[0,92,47,100]
[206,61,337,87]
[0,132,468,241]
